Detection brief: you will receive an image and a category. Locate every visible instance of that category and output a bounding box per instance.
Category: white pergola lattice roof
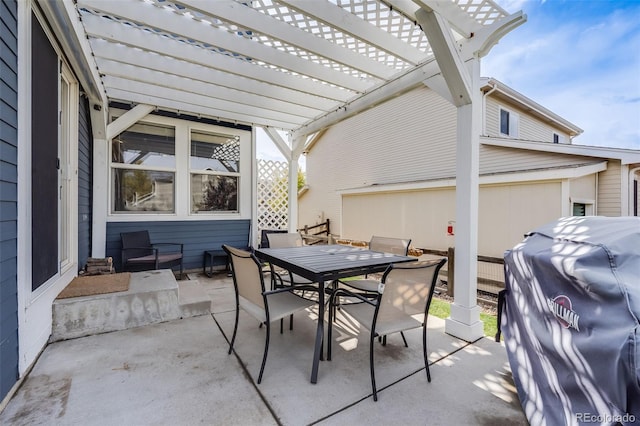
[62,0,522,137]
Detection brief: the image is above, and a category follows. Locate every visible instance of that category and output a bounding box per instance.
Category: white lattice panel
[257,159,289,231]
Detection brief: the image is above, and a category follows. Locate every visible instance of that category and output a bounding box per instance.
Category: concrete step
[178,280,212,317]
[51,270,211,342]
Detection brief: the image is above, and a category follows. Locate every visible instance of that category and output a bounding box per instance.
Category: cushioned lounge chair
[120,230,183,279]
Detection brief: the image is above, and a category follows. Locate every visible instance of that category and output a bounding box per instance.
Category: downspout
[482,82,498,136]
[630,167,640,216]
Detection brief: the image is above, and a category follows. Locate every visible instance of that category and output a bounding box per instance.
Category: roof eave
[481,77,583,137]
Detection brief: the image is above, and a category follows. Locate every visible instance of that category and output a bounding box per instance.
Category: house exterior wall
[485,96,571,143]
[300,85,613,259]
[105,219,250,272]
[341,181,563,258]
[597,160,622,216]
[78,95,93,270]
[0,0,19,403]
[569,174,597,204]
[299,85,457,235]
[477,182,562,256]
[480,145,598,175]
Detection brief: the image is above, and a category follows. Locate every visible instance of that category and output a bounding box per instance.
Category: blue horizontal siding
[106,220,251,273]
[77,95,92,270]
[0,0,18,402]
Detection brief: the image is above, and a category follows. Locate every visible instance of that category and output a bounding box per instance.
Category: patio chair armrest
[263,285,319,297]
[122,246,159,259]
[329,287,377,306]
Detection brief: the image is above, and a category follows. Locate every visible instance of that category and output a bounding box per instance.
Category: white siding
[569,174,596,203]
[341,181,563,258]
[480,145,601,175]
[299,86,457,235]
[597,160,622,216]
[485,96,571,143]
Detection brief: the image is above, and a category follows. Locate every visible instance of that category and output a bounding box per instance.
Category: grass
[429,298,498,339]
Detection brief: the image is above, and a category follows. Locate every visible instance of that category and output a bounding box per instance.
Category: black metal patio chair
[328,259,447,401]
[223,244,318,384]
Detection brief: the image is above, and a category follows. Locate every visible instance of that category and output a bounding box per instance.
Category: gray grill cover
[502,216,640,425]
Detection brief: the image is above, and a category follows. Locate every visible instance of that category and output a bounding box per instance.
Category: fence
[425,248,504,297]
[298,219,331,245]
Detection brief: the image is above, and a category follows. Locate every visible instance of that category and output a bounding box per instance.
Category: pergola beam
[177,0,397,80]
[413,0,482,38]
[106,88,300,130]
[79,0,370,91]
[279,0,426,65]
[82,14,353,103]
[106,103,155,141]
[415,8,472,106]
[293,58,440,138]
[94,45,340,112]
[97,60,324,120]
[264,127,292,163]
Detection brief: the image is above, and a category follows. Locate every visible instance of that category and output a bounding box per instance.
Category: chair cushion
[127,253,182,264]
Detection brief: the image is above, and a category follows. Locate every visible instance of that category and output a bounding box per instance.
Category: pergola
[41,0,526,341]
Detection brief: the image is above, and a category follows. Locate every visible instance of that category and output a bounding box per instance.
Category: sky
[257,0,640,162]
[485,0,640,149]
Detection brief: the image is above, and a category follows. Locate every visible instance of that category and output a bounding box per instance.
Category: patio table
[254,244,416,384]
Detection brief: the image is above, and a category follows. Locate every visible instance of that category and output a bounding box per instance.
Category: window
[571,199,594,216]
[499,107,519,138]
[108,111,251,218]
[190,130,240,213]
[111,123,176,213]
[553,133,564,144]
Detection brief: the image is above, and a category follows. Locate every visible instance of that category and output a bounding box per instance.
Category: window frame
[499,106,519,138]
[110,121,177,215]
[107,110,252,220]
[570,198,595,216]
[189,129,242,214]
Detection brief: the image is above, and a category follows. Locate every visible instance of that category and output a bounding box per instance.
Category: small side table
[203,250,229,278]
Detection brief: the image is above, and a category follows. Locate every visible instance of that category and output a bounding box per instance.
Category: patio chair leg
[401,331,408,347]
[423,324,431,382]
[370,333,378,401]
[228,304,240,355]
[327,294,334,361]
[280,318,284,334]
[258,322,271,384]
[289,314,293,331]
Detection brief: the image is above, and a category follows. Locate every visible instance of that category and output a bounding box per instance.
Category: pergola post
[416,7,484,341]
[446,60,484,341]
[263,127,302,232]
[288,136,305,233]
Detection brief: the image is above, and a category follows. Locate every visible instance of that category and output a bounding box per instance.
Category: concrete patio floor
[0,272,527,426]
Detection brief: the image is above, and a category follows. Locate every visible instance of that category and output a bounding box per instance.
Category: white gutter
[482,137,640,165]
[481,77,583,137]
[482,82,498,135]
[337,161,608,196]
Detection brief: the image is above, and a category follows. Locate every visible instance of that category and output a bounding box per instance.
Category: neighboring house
[298,79,640,258]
